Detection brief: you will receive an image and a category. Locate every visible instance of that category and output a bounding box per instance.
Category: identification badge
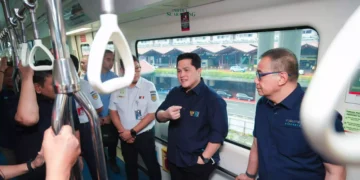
[135,110,142,120]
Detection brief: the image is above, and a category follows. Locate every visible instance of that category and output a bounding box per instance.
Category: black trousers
[120,129,162,180]
[79,122,97,180]
[168,161,217,180]
[101,123,119,163]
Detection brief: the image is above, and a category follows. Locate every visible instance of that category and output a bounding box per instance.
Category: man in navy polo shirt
[236,48,346,180]
[156,53,228,180]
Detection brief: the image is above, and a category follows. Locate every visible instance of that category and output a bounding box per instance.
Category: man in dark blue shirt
[236,48,346,180]
[15,62,81,180]
[156,53,228,180]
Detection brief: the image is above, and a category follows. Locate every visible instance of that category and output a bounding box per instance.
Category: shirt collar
[267,83,304,109]
[134,77,142,88]
[37,94,54,103]
[181,77,205,95]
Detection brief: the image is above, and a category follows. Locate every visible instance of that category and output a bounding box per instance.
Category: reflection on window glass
[136,27,319,148]
[107,42,115,52]
[81,44,90,56]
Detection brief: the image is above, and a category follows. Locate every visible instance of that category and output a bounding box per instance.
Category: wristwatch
[130,129,137,137]
[27,159,35,172]
[200,154,210,164]
[245,171,256,179]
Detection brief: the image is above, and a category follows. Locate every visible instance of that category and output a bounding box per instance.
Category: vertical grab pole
[1,0,21,93]
[14,7,29,67]
[45,0,82,179]
[45,0,108,179]
[74,91,108,180]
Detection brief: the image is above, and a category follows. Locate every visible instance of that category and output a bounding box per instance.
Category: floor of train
[0,147,149,180]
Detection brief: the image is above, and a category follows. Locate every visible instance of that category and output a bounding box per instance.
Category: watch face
[131,130,136,137]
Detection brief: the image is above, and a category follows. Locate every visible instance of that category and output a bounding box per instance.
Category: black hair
[120,55,138,69]
[33,59,52,87]
[176,53,201,69]
[70,54,79,71]
[260,48,299,81]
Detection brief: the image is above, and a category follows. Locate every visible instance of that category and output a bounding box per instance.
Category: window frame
[135,26,320,149]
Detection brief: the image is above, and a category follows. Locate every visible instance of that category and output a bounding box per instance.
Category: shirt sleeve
[155,88,175,121]
[108,92,117,111]
[82,81,103,109]
[207,96,228,144]
[147,83,160,113]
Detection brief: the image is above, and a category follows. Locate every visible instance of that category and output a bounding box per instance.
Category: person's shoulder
[108,71,118,77]
[79,78,89,86]
[141,78,155,87]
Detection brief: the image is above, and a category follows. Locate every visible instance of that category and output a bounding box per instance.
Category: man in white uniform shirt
[71,55,103,180]
[109,56,162,180]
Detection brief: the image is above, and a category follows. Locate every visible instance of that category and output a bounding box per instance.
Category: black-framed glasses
[256,71,291,80]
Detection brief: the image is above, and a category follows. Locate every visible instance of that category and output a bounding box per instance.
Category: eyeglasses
[256,71,291,80]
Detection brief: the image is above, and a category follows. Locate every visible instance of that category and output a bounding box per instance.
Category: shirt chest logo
[190,110,200,117]
[118,88,126,98]
[284,119,301,128]
[150,91,157,102]
[90,91,99,100]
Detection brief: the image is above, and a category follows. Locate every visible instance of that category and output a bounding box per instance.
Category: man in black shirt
[14,61,81,180]
[0,60,17,165]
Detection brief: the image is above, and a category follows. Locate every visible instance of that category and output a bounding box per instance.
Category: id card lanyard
[132,84,142,121]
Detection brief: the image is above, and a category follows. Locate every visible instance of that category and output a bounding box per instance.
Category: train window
[80,44,90,56]
[136,27,319,148]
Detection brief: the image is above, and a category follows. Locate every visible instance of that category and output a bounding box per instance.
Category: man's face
[102,53,114,72]
[176,59,201,89]
[254,57,281,97]
[132,61,141,84]
[35,75,56,99]
[80,57,88,72]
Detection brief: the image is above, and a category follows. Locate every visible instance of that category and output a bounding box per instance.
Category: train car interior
[0,0,360,179]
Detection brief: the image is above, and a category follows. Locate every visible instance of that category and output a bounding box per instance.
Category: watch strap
[130,129,137,137]
[27,160,34,172]
[245,171,256,179]
[200,154,209,163]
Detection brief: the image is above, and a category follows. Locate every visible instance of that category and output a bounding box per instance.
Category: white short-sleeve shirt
[109,77,160,135]
[76,79,103,123]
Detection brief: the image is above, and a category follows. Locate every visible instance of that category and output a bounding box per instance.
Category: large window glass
[136,27,319,148]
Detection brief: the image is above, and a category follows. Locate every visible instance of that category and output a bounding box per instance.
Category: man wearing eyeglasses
[109,55,162,180]
[236,48,346,180]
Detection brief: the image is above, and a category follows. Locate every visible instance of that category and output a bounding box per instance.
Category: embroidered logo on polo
[284,119,301,128]
[190,110,200,117]
[118,88,126,98]
[150,91,157,102]
[90,91,99,100]
[139,96,145,99]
